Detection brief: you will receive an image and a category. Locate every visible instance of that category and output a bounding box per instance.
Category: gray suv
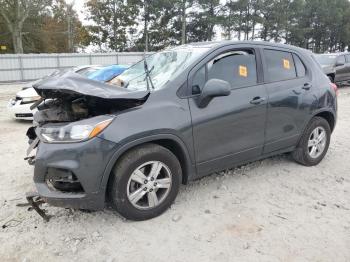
[27,41,338,221]
[315,53,350,85]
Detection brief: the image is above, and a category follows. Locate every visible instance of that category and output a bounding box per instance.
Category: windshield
[110,47,210,91]
[315,54,337,66]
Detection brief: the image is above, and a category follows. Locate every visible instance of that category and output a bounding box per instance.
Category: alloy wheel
[126,161,172,210]
[307,126,327,159]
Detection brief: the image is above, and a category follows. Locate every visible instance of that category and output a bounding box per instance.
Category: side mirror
[196,79,231,108]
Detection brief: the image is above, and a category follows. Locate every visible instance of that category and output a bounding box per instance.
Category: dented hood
[33,71,149,100]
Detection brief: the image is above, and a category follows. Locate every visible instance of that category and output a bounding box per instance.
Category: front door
[188,48,267,176]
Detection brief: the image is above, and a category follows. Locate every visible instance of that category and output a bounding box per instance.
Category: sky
[66,0,90,25]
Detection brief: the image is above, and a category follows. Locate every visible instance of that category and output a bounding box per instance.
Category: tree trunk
[12,28,23,54]
[238,11,242,40]
[144,0,149,52]
[251,8,257,40]
[181,0,186,45]
[67,5,74,52]
[245,4,250,40]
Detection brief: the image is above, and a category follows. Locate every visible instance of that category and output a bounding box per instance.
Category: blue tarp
[87,65,129,82]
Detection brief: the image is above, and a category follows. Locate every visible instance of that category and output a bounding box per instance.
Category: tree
[0,0,51,53]
[222,0,262,40]
[38,0,90,53]
[85,0,138,52]
[186,0,222,42]
[0,12,13,53]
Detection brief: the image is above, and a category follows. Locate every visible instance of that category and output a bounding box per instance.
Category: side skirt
[190,146,295,181]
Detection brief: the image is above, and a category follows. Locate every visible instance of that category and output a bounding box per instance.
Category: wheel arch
[100,134,195,198]
[296,109,336,147]
[314,110,335,132]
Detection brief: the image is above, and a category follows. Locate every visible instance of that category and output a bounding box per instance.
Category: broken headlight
[37,116,114,143]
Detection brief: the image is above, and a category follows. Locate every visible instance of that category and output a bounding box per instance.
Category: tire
[292,117,331,166]
[108,143,182,221]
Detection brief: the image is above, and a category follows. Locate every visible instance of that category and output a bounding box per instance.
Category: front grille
[15,113,33,118]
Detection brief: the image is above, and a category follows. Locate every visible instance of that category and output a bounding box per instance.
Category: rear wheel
[292,117,331,166]
[108,143,182,221]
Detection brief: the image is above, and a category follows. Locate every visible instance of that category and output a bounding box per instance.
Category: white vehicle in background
[7,65,102,120]
[7,87,41,120]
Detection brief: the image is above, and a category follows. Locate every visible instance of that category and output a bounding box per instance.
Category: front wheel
[292,117,331,166]
[108,143,182,221]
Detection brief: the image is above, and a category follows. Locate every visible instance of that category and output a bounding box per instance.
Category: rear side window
[264,49,296,82]
[192,49,257,91]
[293,54,306,77]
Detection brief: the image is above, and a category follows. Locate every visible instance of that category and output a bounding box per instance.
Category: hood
[33,71,149,101]
[16,87,39,98]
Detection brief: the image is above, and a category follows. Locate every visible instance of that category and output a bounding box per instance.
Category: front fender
[98,133,196,195]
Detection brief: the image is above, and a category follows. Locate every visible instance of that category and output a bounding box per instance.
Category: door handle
[302,83,312,90]
[250,96,265,105]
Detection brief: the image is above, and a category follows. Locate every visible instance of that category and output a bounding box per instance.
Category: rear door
[262,48,315,153]
[188,46,267,176]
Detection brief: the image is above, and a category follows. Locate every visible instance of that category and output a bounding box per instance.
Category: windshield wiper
[144,57,155,91]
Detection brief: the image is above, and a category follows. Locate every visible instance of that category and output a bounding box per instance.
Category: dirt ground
[0,83,349,262]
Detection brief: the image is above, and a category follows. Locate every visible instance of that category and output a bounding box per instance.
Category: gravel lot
[0,83,349,262]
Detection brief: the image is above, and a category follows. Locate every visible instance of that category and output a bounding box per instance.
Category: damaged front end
[25,71,150,220]
[26,71,149,150]
[31,71,149,125]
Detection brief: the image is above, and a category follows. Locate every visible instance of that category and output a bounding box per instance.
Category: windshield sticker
[239,65,248,77]
[283,59,290,69]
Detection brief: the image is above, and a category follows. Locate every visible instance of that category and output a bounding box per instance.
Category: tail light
[330,83,339,96]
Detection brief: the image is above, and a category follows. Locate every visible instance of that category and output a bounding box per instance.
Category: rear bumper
[33,137,119,210]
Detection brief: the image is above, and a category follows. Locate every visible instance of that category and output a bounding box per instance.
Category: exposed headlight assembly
[37,116,114,143]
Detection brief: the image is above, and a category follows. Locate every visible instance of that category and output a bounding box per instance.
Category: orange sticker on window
[239,65,248,77]
[283,59,290,69]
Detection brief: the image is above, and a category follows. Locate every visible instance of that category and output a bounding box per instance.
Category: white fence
[0,52,148,82]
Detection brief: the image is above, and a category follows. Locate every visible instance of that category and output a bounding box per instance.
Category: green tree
[85,0,138,51]
[0,0,51,53]
[187,0,222,42]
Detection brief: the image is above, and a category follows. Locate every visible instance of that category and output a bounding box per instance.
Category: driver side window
[192,49,257,93]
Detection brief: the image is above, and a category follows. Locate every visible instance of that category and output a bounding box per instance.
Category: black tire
[108,143,182,221]
[292,117,331,166]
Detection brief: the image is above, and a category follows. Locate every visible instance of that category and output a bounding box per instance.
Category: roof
[176,40,311,53]
[315,52,348,56]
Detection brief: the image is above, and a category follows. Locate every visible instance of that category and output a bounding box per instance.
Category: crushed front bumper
[32,137,118,211]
